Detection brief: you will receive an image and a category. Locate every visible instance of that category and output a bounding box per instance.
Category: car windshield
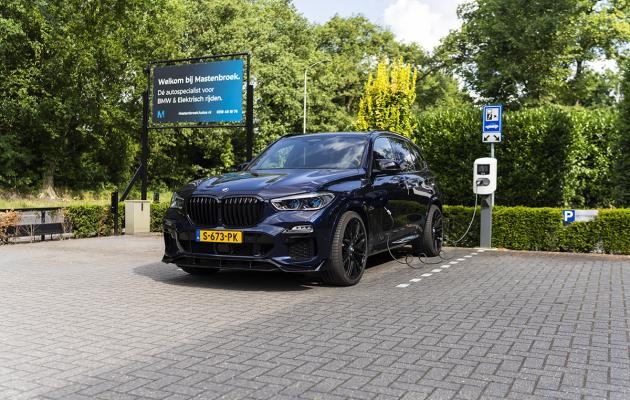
[248,135,367,170]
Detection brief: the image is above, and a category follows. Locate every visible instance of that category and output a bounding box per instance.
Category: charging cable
[449,192,478,245]
[384,180,483,268]
[384,207,447,268]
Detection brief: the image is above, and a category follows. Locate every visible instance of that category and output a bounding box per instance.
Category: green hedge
[65,205,124,238]
[444,205,630,254]
[414,106,619,208]
[62,203,630,255]
[150,203,168,233]
[599,209,630,254]
[65,203,164,237]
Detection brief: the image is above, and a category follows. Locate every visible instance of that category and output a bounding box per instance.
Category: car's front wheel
[321,211,368,286]
[178,265,219,275]
[413,204,443,257]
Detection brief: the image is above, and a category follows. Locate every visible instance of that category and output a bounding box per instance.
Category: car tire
[413,204,443,257]
[178,265,219,275]
[321,211,368,286]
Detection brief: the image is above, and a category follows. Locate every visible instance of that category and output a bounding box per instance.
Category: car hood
[191,169,364,199]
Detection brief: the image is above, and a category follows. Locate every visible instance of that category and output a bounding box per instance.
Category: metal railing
[0,207,66,241]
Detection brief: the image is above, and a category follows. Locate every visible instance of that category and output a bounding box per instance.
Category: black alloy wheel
[321,211,368,286]
[413,204,443,257]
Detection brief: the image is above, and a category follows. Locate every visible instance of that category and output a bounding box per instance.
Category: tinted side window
[372,137,395,161]
[404,141,426,171]
[390,139,415,172]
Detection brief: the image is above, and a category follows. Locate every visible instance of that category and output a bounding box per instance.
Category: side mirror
[238,162,250,171]
[374,159,401,173]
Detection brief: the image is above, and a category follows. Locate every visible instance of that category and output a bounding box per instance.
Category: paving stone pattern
[1,236,629,399]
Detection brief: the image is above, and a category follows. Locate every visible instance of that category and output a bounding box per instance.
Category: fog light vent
[289,225,313,233]
[287,238,315,260]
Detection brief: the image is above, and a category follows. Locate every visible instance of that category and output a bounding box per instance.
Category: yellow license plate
[196,230,242,243]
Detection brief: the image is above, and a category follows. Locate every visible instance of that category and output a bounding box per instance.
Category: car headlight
[169,193,184,210]
[271,192,335,211]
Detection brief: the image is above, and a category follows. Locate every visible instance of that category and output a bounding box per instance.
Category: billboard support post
[246,83,254,161]
[122,52,251,204]
[141,85,149,200]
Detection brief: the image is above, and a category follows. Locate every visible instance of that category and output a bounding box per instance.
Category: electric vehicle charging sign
[562,210,598,223]
[482,105,502,143]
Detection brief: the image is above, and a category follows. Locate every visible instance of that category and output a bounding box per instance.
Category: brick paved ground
[0,236,629,400]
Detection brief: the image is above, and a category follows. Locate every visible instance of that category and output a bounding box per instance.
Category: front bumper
[162,206,337,272]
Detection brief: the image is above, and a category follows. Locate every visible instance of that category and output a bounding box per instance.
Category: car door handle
[421,181,434,193]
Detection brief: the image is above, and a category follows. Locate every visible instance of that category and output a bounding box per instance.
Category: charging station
[478,104,502,248]
[473,158,497,195]
[473,157,497,248]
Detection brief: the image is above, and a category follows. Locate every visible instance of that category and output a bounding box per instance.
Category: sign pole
[481,104,502,248]
[140,90,149,201]
[245,54,253,161]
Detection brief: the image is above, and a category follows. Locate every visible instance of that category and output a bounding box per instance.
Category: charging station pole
[479,194,492,248]
[479,104,502,248]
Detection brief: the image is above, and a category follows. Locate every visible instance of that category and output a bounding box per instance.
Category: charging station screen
[151,59,244,124]
[477,164,490,175]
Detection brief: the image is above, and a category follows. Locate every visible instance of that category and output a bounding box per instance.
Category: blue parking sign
[482,105,502,143]
[563,210,575,223]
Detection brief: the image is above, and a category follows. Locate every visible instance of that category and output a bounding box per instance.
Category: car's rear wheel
[413,204,443,257]
[321,211,368,286]
[178,265,219,275]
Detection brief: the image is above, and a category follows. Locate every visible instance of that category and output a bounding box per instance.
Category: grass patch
[0,190,172,209]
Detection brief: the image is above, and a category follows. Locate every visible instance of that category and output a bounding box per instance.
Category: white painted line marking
[478,249,486,253]
[396,283,410,288]
[471,252,478,255]
[464,255,472,258]
[449,261,458,265]
[457,258,465,261]
[421,273,432,277]
[440,264,450,268]
[410,278,422,282]
[431,269,442,273]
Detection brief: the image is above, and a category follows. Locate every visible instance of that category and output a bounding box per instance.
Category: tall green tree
[440,0,629,106]
[614,58,630,206]
[0,0,188,193]
[355,58,417,137]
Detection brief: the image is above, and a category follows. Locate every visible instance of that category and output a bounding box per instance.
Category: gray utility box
[124,200,151,235]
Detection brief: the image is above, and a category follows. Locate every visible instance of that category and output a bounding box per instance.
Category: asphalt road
[1,235,629,400]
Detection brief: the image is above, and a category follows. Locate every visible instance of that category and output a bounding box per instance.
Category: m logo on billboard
[157,110,165,119]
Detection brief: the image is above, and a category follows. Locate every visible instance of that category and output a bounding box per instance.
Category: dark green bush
[598,209,630,254]
[64,202,629,255]
[492,206,562,251]
[443,205,480,247]
[66,206,112,238]
[151,203,168,232]
[65,205,124,237]
[444,205,630,255]
[414,106,619,207]
[557,222,600,253]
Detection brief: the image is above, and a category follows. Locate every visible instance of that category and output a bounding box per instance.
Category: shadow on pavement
[134,262,320,292]
[134,251,399,292]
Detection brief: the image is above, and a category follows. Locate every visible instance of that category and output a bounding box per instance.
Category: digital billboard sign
[151,59,244,124]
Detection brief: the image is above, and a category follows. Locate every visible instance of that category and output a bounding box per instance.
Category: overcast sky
[292,0,467,51]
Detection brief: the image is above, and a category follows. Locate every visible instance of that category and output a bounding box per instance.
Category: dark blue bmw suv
[162,131,442,286]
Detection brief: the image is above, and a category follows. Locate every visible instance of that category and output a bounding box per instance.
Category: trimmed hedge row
[61,203,630,255]
[413,106,619,208]
[64,203,166,238]
[65,205,125,238]
[443,206,630,255]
